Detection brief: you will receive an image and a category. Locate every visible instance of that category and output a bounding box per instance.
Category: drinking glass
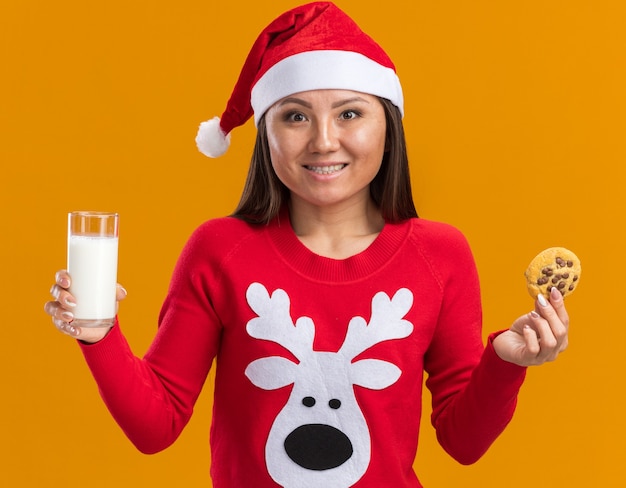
[67,211,119,327]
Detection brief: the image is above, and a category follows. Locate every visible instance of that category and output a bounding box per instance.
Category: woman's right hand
[44,270,127,343]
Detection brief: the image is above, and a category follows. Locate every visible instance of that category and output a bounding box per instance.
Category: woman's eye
[286,112,306,122]
[340,110,360,120]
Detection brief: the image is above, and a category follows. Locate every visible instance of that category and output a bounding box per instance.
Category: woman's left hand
[493,287,569,367]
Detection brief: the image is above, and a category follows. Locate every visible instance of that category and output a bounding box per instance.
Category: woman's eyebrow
[331,97,369,108]
[278,97,312,108]
[277,96,369,109]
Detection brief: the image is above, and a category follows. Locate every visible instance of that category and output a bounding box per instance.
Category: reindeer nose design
[284,423,354,471]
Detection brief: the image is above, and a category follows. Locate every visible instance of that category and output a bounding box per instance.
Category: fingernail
[68,326,79,336]
[120,286,127,296]
[64,297,76,307]
[550,287,562,300]
[530,311,540,318]
[61,311,74,321]
[59,277,70,288]
[538,294,548,307]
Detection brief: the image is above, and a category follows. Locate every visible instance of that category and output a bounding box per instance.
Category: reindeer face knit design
[79,208,527,488]
[245,283,413,487]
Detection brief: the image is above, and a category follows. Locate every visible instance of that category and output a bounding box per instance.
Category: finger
[44,301,75,323]
[116,284,127,302]
[530,311,558,350]
[53,317,80,337]
[536,292,568,350]
[529,311,564,363]
[43,300,58,318]
[55,269,71,289]
[535,290,569,327]
[46,300,78,337]
[49,284,77,309]
[548,286,570,330]
[522,324,541,358]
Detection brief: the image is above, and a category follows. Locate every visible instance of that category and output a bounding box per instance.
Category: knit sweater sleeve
[421,223,527,465]
[78,222,223,454]
[432,333,526,464]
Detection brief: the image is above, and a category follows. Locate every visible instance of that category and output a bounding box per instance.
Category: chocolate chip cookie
[525,247,581,299]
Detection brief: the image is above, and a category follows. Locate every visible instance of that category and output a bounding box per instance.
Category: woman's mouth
[304,164,347,175]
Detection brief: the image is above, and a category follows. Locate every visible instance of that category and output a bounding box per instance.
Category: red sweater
[80,209,526,487]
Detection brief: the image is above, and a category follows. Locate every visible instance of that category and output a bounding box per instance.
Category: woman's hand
[493,287,569,367]
[43,270,127,344]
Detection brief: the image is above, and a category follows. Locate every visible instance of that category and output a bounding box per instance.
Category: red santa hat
[195,1,404,158]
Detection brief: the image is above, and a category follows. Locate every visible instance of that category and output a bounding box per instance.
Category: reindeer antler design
[339,288,414,361]
[246,282,315,362]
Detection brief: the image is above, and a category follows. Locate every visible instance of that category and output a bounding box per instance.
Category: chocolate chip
[569,284,575,291]
[573,275,579,282]
[557,281,566,290]
[567,260,573,267]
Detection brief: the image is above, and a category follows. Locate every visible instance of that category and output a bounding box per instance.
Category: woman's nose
[308,118,340,153]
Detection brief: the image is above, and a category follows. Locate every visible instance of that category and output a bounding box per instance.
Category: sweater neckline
[265,206,413,283]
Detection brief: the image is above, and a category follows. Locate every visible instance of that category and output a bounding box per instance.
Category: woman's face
[265,89,387,211]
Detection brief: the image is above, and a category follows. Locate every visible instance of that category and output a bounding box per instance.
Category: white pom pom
[195,117,231,158]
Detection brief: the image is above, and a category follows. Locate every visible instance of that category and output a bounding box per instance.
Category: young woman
[44,3,569,487]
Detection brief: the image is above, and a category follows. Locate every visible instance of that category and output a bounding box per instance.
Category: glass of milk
[67,211,119,327]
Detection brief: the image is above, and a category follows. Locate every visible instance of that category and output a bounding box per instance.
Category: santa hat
[195,1,404,158]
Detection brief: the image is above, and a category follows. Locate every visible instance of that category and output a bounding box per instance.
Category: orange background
[1,0,624,486]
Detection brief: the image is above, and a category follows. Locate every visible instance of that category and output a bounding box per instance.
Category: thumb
[116,284,128,302]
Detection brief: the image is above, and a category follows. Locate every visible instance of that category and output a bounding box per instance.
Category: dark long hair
[232,97,418,224]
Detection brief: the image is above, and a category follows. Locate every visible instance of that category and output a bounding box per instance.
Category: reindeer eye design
[302,396,316,407]
[328,399,341,409]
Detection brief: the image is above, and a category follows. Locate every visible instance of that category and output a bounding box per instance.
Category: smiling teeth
[307,164,346,175]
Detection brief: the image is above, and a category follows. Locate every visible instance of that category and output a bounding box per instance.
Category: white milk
[67,235,119,320]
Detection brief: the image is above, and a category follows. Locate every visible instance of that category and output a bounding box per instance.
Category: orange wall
[1,1,623,486]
